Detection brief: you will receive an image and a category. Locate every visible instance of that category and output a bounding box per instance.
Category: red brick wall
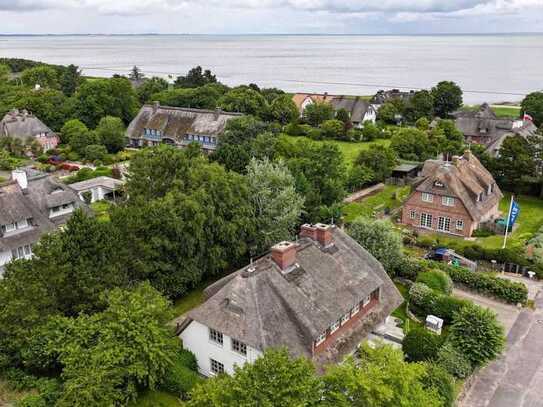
[401,191,475,237]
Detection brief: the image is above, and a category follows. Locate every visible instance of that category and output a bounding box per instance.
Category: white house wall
[0,250,13,277]
[180,320,262,377]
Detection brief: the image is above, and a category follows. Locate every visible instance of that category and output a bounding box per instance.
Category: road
[459,285,543,407]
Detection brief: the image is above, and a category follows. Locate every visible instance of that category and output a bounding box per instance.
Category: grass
[342,185,411,223]
[90,201,111,222]
[132,390,184,407]
[391,282,423,332]
[172,287,207,317]
[0,378,34,406]
[420,193,543,250]
[282,135,391,166]
[461,104,521,119]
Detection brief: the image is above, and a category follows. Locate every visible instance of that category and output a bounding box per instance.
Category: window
[341,312,350,326]
[456,219,464,230]
[409,210,416,220]
[209,328,223,346]
[438,217,451,232]
[231,339,247,356]
[330,320,340,334]
[442,196,455,207]
[11,245,32,260]
[362,295,371,307]
[421,213,433,228]
[315,332,327,346]
[477,193,483,202]
[351,304,360,316]
[210,359,224,375]
[422,193,433,203]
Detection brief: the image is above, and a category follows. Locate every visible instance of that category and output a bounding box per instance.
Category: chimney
[463,150,473,161]
[452,155,461,167]
[214,107,221,120]
[271,241,297,271]
[152,101,160,113]
[12,169,28,190]
[314,223,333,247]
[300,224,317,240]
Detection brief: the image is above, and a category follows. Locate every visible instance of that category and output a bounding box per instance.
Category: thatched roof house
[0,109,59,152]
[178,224,402,376]
[126,103,242,152]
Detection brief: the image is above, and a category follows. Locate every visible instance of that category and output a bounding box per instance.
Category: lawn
[421,193,543,250]
[391,282,423,332]
[342,185,411,223]
[171,287,206,317]
[90,201,111,222]
[132,390,184,407]
[282,135,391,166]
[461,104,521,119]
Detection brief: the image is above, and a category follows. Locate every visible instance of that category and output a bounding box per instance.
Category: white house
[177,224,403,376]
[68,176,124,204]
[0,168,87,276]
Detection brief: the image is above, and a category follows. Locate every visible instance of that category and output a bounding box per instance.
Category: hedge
[402,328,443,362]
[416,270,453,295]
[409,283,470,323]
[422,363,456,407]
[442,265,528,304]
[436,343,473,379]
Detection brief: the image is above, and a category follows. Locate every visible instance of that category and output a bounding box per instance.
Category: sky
[0,0,542,34]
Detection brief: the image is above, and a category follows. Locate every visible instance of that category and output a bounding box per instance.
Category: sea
[1,34,542,104]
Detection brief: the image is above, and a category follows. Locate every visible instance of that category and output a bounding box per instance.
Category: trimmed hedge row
[409,283,470,324]
[439,264,528,305]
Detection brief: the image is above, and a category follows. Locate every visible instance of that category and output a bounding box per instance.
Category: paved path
[459,289,543,407]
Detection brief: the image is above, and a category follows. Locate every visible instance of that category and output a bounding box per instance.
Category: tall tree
[188,349,322,407]
[405,90,434,122]
[60,119,89,145]
[174,66,217,88]
[390,127,437,161]
[95,115,126,153]
[431,81,463,118]
[269,94,299,124]
[494,135,536,192]
[246,158,304,254]
[521,91,543,127]
[302,101,335,127]
[128,65,145,82]
[218,86,268,117]
[60,64,82,96]
[136,76,169,103]
[355,145,398,182]
[21,66,60,89]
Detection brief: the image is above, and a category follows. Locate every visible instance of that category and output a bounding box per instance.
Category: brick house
[177,224,402,376]
[0,109,59,152]
[401,150,503,237]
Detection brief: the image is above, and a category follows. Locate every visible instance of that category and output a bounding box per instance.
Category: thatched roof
[414,151,503,221]
[126,104,242,142]
[330,96,374,124]
[0,169,88,252]
[181,227,402,363]
[0,109,55,141]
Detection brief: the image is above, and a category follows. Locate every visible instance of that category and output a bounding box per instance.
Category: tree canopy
[431,81,463,118]
[174,66,218,88]
[521,91,543,127]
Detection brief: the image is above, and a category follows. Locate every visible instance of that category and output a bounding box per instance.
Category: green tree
[449,304,505,367]
[269,94,298,124]
[246,158,304,253]
[84,144,108,161]
[188,349,322,407]
[218,86,268,117]
[59,64,82,96]
[348,217,403,275]
[521,91,543,127]
[431,81,463,118]
[346,165,374,192]
[70,128,99,156]
[302,101,335,127]
[322,344,443,407]
[21,66,59,89]
[174,66,217,88]
[402,328,444,362]
[152,84,222,110]
[60,119,89,145]
[319,119,345,139]
[13,88,72,131]
[355,145,398,182]
[136,76,169,103]
[494,135,536,192]
[422,363,455,407]
[73,77,139,128]
[260,87,285,104]
[377,101,400,124]
[50,283,177,406]
[391,127,436,161]
[430,119,465,157]
[0,64,11,82]
[128,65,145,82]
[361,121,381,141]
[405,90,434,122]
[95,115,126,153]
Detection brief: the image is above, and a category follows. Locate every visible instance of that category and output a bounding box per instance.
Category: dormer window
[340,312,350,326]
[330,320,340,334]
[1,219,31,234]
[434,181,444,188]
[422,193,433,203]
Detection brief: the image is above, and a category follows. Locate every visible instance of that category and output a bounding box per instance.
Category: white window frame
[315,332,327,346]
[421,213,433,228]
[362,295,371,307]
[456,219,464,230]
[442,196,455,207]
[351,304,360,316]
[210,358,224,375]
[438,216,451,232]
[231,339,247,356]
[340,312,350,326]
[422,193,433,203]
[409,210,416,220]
[330,320,340,334]
[209,328,223,346]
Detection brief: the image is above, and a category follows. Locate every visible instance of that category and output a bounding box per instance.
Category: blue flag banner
[508,200,520,227]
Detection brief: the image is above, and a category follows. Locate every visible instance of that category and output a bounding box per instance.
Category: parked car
[424,247,477,271]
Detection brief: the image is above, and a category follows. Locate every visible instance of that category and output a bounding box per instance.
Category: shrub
[409,282,468,323]
[84,144,107,162]
[436,343,473,379]
[402,328,444,362]
[472,228,494,238]
[416,270,453,295]
[422,363,456,407]
[320,119,345,139]
[432,295,470,323]
[443,265,528,304]
[160,348,201,399]
[395,257,425,280]
[449,304,505,367]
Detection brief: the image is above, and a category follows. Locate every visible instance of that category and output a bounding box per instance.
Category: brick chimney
[271,241,297,271]
[452,155,461,167]
[300,224,317,240]
[315,223,333,247]
[463,149,473,161]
